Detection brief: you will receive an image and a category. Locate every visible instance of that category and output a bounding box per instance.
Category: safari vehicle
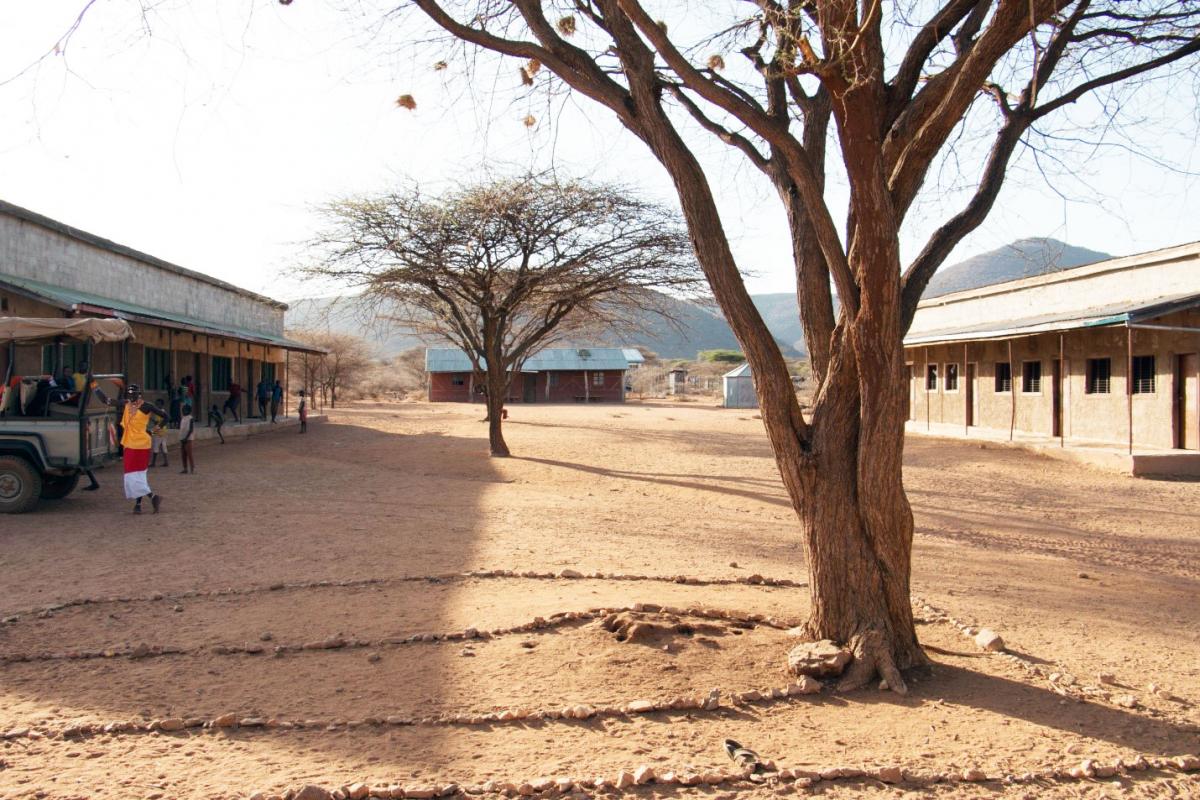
[0,318,131,513]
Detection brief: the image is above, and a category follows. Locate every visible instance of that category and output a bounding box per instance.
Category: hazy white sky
[1,2,1197,303]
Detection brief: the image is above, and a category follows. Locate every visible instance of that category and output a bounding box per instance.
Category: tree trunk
[485,368,509,457]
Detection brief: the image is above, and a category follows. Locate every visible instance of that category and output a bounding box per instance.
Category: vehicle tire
[0,456,42,514]
[40,472,81,500]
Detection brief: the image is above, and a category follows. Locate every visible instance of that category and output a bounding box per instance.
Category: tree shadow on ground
[514,455,792,509]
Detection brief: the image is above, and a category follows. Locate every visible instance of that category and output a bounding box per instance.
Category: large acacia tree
[368,0,1200,690]
[307,175,700,455]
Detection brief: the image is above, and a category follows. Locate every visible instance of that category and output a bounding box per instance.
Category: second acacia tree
[308,174,699,455]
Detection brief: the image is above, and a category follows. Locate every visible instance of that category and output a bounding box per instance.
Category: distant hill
[285,292,801,361]
[922,238,1111,298]
[286,239,1111,361]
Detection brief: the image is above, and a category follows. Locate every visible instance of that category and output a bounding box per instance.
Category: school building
[904,241,1200,476]
[0,199,322,419]
[426,347,634,403]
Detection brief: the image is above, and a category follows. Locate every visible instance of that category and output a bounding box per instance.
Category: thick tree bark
[484,367,510,457]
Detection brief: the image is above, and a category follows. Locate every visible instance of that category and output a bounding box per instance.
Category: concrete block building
[0,200,321,419]
[904,241,1200,473]
[426,347,632,403]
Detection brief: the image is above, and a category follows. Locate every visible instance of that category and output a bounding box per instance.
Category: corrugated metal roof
[0,273,324,353]
[426,347,631,373]
[0,199,288,309]
[622,348,645,364]
[723,362,752,378]
[904,291,1200,346]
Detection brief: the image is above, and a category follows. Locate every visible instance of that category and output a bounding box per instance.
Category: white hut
[722,362,757,408]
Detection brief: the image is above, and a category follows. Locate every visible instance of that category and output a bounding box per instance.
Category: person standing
[179,403,196,474]
[256,378,270,419]
[224,380,243,423]
[148,399,169,468]
[297,389,308,434]
[270,380,283,423]
[117,385,165,514]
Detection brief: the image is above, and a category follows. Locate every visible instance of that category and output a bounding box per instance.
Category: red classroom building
[426,347,640,404]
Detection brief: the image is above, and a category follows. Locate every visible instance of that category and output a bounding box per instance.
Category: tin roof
[426,347,632,373]
[0,273,324,353]
[622,348,646,364]
[0,199,288,310]
[905,241,1200,346]
[722,362,752,378]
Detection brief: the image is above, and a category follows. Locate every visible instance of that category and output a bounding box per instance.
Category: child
[149,399,169,468]
[298,390,308,434]
[208,404,225,444]
[179,403,196,474]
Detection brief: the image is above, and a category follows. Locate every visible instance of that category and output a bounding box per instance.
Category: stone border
[257,753,1200,800]
[0,604,800,665]
[0,570,804,625]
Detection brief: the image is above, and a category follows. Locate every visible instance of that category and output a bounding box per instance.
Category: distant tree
[698,349,746,364]
[289,331,373,409]
[304,174,701,456]
[386,1,1200,689]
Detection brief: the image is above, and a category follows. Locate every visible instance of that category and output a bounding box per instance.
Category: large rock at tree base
[974,628,1005,652]
[293,786,332,800]
[787,640,852,678]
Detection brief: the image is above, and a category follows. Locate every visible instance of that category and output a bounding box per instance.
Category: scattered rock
[260,632,273,642]
[728,562,738,568]
[961,768,986,782]
[703,689,720,710]
[130,643,152,659]
[1098,672,1117,685]
[1114,694,1138,709]
[559,569,583,579]
[212,713,239,728]
[633,765,655,785]
[405,787,437,799]
[786,677,821,696]
[786,640,852,678]
[155,718,184,732]
[877,766,903,784]
[973,628,1005,652]
[347,784,370,800]
[613,772,635,789]
[626,700,655,713]
[294,786,332,800]
[367,652,382,663]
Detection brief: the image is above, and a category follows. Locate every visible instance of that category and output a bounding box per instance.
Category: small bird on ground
[724,738,772,781]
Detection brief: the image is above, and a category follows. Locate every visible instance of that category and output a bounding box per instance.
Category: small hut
[722,363,757,408]
[667,368,688,395]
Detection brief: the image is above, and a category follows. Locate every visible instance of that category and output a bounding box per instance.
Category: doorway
[1176,353,1199,450]
[965,363,976,427]
[1051,359,1063,438]
[905,364,915,420]
[523,373,537,403]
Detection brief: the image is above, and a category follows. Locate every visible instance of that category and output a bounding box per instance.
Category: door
[965,364,976,427]
[1177,354,1199,450]
[1051,359,1063,438]
[905,365,915,420]
[523,373,537,403]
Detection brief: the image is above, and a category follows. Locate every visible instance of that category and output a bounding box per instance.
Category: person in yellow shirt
[118,384,168,514]
[72,361,89,393]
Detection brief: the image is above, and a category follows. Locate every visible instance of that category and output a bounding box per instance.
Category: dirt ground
[1,400,1197,800]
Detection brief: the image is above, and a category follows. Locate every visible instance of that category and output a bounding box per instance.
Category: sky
[1,1,1197,304]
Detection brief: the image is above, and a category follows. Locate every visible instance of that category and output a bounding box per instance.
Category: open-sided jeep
[0,318,131,513]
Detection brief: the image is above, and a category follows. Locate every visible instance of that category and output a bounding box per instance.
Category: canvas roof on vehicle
[0,317,134,344]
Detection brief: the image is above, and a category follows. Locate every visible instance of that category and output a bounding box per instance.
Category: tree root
[836,628,911,695]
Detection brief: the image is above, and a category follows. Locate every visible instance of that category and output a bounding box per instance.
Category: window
[41,343,86,375]
[145,347,172,391]
[1022,361,1042,393]
[451,376,465,386]
[592,372,604,387]
[211,356,232,391]
[945,363,959,392]
[1131,355,1155,394]
[994,362,1012,393]
[1086,358,1111,394]
[548,373,559,388]
[925,364,938,391]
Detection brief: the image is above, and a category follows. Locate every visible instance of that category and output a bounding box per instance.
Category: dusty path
[0,400,1196,799]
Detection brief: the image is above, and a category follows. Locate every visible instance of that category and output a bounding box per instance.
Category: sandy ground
[0,400,1197,800]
